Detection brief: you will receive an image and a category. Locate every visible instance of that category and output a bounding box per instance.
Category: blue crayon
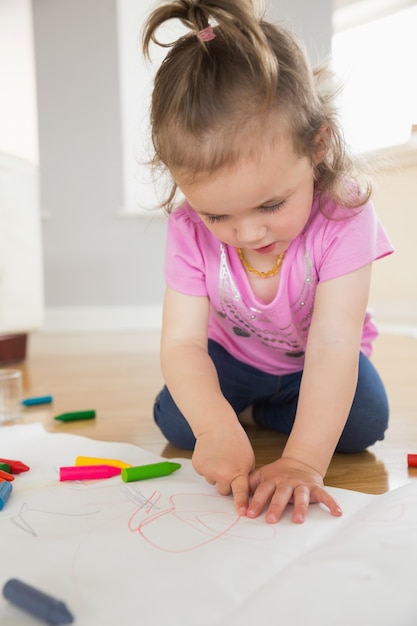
[0,481,13,510]
[2,579,74,625]
[22,395,53,407]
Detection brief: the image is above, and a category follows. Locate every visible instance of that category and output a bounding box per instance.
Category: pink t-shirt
[164,194,394,375]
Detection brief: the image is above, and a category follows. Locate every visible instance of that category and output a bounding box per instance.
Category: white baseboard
[377,323,417,339]
[43,305,163,333]
[42,301,417,337]
[371,298,417,338]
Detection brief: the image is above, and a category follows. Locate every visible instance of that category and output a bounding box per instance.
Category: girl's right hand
[192,422,255,515]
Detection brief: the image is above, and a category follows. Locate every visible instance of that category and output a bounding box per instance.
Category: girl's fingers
[230,474,250,515]
[311,486,343,517]
[247,482,343,524]
[247,482,292,521]
[248,468,262,492]
[289,484,310,524]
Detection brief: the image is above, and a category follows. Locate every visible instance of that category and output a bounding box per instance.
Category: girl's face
[174,134,319,259]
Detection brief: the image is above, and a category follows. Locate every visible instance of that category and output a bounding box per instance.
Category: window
[116,0,186,215]
[332,2,417,153]
[0,0,38,164]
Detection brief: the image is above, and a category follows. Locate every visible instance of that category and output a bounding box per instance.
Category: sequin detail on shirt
[217,244,316,357]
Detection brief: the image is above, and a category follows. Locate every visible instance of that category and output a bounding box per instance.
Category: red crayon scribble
[127,492,275,553]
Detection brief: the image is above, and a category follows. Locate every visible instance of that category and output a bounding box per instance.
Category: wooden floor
[6,329,417,496]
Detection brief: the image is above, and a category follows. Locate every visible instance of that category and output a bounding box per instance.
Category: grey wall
[268,0,333,67]
[33,0,166,309]
[33,0,332,315]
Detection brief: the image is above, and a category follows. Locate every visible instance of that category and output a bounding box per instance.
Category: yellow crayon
[75,455,132,470]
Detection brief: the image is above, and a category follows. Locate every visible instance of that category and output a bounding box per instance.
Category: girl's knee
[336,396,389,453]
[153,387,196,450]
[337,355,390,453]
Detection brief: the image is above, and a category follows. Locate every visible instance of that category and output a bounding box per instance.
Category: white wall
[370,155,417,331]
[3,0,411,335]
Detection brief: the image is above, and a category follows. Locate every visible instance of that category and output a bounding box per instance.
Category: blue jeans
[153,340,389,454]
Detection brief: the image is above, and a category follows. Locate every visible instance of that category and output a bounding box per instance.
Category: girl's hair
[143,0,371,213]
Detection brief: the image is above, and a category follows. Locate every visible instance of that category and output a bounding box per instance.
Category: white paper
[0,423,416,626]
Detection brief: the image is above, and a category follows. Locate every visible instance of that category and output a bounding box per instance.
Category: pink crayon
[59,464,121,481]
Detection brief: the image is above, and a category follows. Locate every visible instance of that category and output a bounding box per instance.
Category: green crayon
[54,410,96,422]
[121,461,181,482]
[0,463,11,473]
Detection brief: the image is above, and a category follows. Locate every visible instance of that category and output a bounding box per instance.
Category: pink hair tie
[196,25,216,42]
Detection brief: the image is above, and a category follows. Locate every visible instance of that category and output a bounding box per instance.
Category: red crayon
[59,464,122,481]
[407,454,417,468]
[0,459,30,474]
[0,470,14,482]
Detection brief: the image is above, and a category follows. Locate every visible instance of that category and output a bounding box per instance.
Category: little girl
[143,0,394,524]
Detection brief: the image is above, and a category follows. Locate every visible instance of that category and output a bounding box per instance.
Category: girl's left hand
[247,457,343,524]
